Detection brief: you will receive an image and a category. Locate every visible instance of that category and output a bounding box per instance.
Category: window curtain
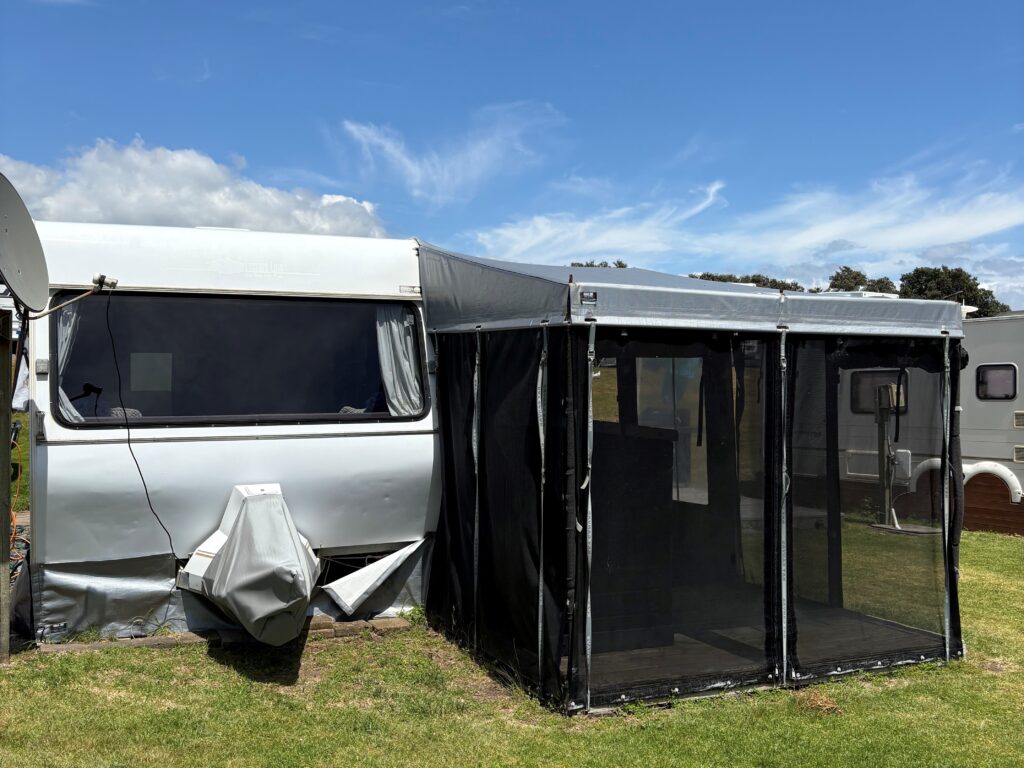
[56,303,85,423]
[375,304,423,417]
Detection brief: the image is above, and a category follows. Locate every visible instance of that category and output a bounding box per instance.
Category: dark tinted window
[54,293,424,425]
[977,364,1017,401]
[850,369,908,414]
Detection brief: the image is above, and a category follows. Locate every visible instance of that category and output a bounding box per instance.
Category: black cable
[104,288,176,558]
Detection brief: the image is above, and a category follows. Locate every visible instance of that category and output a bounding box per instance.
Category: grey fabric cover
[376,304,424,417]
[418,244,964,338]
[201,493,320,646]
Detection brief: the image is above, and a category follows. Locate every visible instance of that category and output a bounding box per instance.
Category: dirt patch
[794,689,843,715]
[978,659,1017,674]
[85,685,133,703]
[275,649,328,696]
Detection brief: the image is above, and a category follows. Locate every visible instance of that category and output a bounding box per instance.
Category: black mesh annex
[476,330,545,689]
[427,329,574,703]
[787,337,951,676]
[426,333,479,646]
[585,328,774,704]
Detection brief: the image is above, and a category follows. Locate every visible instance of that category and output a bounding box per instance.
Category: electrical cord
[104,287,177,560]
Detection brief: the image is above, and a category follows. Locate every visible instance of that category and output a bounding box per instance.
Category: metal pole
[876,389,893,526]
[942,335,952,661]
[778,329,789,682]
[583,321,596,711]
[1,311,13,664]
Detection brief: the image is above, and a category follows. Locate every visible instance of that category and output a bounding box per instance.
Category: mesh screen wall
[586,329,774,703]
[787,337,950,677]
[426,326,963,711]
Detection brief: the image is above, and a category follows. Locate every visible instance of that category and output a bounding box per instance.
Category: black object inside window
[976,363,1017,401]
[53,292,425,426]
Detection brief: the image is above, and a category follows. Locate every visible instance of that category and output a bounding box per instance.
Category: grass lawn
[0,531,1021,767]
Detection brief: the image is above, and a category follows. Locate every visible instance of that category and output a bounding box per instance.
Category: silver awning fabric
[177,484,320,646]
[417,244,964,338]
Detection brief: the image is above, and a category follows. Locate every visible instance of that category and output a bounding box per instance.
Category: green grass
[1,531,1022,767]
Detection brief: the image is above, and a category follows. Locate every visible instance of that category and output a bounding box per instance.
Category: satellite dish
[0,172,49,312]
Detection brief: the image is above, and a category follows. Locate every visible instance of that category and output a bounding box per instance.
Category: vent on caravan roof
[1014,446,1024,463]
[1015,411,1024,429]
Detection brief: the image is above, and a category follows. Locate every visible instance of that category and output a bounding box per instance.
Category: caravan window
[51,292,426,427]
[977,364,1017,401]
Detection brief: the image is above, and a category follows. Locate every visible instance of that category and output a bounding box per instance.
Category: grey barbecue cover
[179,484,320,646]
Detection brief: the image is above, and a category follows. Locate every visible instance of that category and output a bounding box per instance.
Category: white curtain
[375,305,423,417]
[56,303,85,423]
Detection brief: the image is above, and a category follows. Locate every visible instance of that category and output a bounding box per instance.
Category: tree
[826,266,898,294]
[570,259,628,268]
[693,272,805,292]
[899,266,1009,318]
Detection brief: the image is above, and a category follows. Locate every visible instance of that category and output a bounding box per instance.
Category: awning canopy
[418,244,963,338]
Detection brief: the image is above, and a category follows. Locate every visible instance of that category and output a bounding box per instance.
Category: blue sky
[2,1,1023,303]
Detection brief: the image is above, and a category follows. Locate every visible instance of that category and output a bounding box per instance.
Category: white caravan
[27,222,441,639]
[960,313,1024,534]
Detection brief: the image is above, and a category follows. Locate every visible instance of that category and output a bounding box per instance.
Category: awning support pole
[942,333,952,662]
[0,314,10,665]
[536,326,548,688]
[472,329,481,652]
[582,322,596,711]
[779,329,790,683]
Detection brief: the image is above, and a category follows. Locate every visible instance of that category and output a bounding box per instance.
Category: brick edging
[32,617,413,654]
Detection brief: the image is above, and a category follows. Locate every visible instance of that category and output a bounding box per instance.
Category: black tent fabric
[422,251,964,711]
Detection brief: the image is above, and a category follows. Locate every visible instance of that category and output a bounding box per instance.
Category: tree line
[572,260,1009,318]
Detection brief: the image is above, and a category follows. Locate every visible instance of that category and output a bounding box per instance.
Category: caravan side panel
[28,225,441,638]
[961,317,1024,534]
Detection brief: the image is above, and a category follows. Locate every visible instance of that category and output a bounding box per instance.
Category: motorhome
[960,312,1024,535]
[26,221,441,640]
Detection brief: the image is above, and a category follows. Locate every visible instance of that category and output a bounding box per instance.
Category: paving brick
[117,635,179,649]
[333,620,371,638]
[173,632,211,646]
[36,642,98,654]
[308,615,337,630]
[368,617,411,635]
[306,627,335,641]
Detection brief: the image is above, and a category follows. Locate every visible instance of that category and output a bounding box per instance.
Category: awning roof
[418,244,963,338]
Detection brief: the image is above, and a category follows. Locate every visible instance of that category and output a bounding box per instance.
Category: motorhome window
[977,364,1017,401]
[51,293,425,426]
[850,369,908,414]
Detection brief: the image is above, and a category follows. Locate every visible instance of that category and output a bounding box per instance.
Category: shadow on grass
[206,632,309,685]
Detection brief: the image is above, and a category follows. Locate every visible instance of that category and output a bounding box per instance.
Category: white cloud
[0,139,385,237]
[548,174,614,200]
[342,102,563,205]
[470,167,1024,307]
[472,181,724,263]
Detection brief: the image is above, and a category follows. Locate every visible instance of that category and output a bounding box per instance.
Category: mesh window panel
[788,337,947,676]
[588,328,773,703]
